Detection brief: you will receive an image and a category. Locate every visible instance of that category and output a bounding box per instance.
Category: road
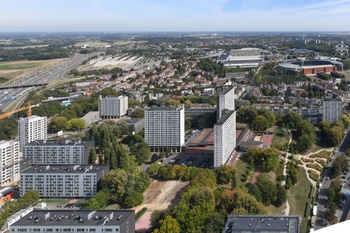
[0,53,96,112]
[315,128,350,230]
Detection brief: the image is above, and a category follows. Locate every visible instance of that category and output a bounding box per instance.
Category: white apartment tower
[0,140,20,185]
[98,95,128,119]
[322,98,342,124]
[214,110,236,167]
[18,115,47,150]
[217,86,235,119]
[145,105,185,152]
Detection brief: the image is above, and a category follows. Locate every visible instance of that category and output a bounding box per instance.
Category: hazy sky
[2,0,350,31]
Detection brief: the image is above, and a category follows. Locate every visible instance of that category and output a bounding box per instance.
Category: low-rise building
[223,215,301,233]
[20,165,109,198]
[10,210,135,233]
[122,118,145,134]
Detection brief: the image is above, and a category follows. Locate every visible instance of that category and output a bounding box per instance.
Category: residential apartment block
[10,210,135,233]
[217,86,235,119]
[20,165,109,198]
[322,98,342,124]
[0,140,20,185]
[214,110,236,167]
[18,115,47,149]
[145,105,185,152]
[98,95,128,119]
[23,140,95,165]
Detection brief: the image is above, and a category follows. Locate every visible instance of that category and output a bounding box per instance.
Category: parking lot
[167,147,214,169]
[46,201,85,210]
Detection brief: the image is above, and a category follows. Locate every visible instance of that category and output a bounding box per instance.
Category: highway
[0,53,94,112]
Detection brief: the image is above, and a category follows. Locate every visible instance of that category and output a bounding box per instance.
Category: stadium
[278,60,343,75]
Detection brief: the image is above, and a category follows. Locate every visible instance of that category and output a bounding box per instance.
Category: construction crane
[0,102,37,120]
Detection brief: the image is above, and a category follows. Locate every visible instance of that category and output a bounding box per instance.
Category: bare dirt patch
[133,179,189,213]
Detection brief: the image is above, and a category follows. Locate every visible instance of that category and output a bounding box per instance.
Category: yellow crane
[0,102,35,120]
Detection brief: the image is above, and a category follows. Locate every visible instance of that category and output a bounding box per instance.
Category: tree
[153,216,181,233]
[0,118,17,139]
[123,191,143,208]
[281,111,302,129]
[231,176,237,190]
[49,116,67,132]
[274,184,287,207]
[215,165,236,185]
[131,108,144,118]
[251,115,270,131]
[167,99,180,106]
[89,148,97,164]
[328,126,343,146]
[66,118,86,131]
[184,100,192,107]
[332,157,348,178]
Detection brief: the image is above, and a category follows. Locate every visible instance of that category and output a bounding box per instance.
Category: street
[315,128,350,230]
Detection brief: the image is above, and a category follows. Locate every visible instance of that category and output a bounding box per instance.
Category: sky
[2,0,350,32]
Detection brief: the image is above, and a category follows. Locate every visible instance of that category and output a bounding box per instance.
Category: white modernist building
[322,98,342,124]
[217,48,263,68]
[0,140,20,185]
[22,140,95,165]
[145,105,185,152]
[217,86,235,119]
[18,115,47,150]
[9,210,135,233]
[20,165,109,198]
[98,95,128,119]
[214,110,236,167]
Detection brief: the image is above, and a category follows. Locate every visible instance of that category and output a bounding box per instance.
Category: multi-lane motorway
[0,53,94,112]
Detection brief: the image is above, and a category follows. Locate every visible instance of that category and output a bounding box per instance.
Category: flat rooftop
[216,110,235,125]
[146,105,184,111]
[24,140,94,146]
[22,165,109,174]
[223,216,301,233]
[11,210,134,227]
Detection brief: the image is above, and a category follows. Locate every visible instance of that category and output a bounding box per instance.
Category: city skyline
[2,0,350,32]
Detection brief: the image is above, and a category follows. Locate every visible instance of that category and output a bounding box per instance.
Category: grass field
[272,127,289,147]
[234,157,248,185]
[0,58,65,82]
[75,41,109,47]
[104,204,120,210]
[43,199,69,204]
[288,167,313,233]
[0,62,43,70]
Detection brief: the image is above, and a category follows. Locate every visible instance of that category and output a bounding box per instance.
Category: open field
[74,41,109,47]
[0,62,44,70]
[272,127,289,147]
[3,45,49,49]
[113,40,147,45]
[133,179,189,213]
[0,58,66,83]
[288,167,313,233]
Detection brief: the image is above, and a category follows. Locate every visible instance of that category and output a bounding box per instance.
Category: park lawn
[288,167,314,233]
[272,127,289,147]
[43,199,69,204]
[104,204,120,210]
[266,203,285,215]
[233,157,248,185]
